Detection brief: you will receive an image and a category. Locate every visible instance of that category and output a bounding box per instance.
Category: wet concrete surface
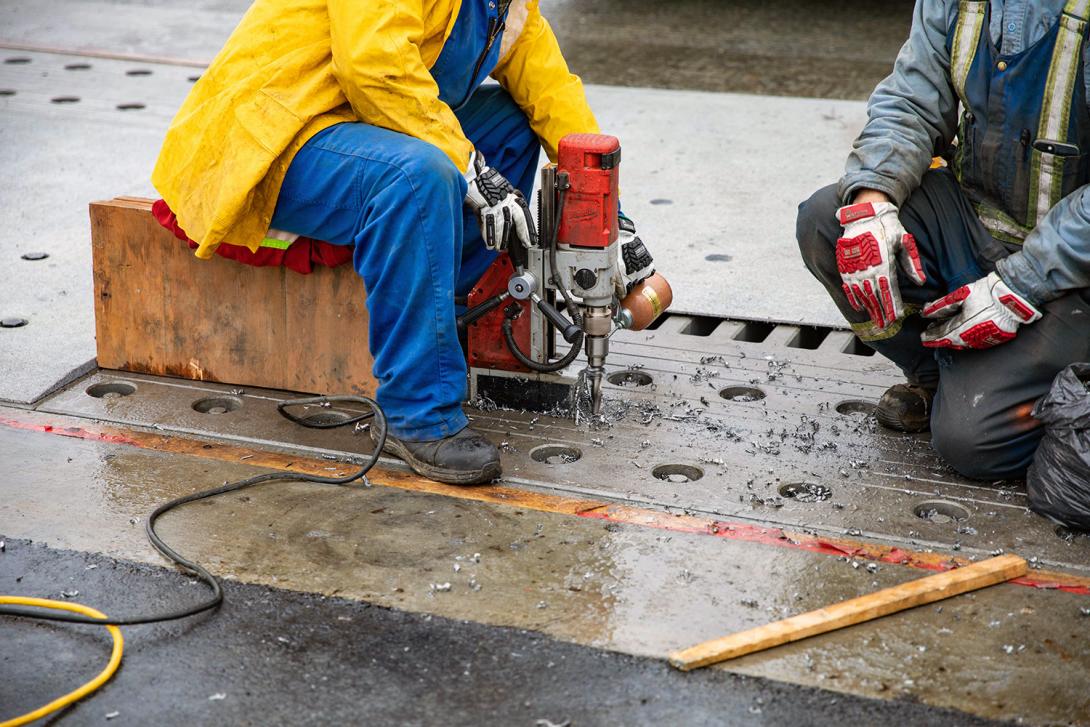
[1,538,1009,727]
[39,319,1090,573]
[3,414,1089,724]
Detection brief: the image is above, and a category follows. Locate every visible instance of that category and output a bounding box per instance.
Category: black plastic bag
[1027,363,1090,529]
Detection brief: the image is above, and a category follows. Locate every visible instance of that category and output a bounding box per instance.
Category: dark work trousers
[796,169,1090,480]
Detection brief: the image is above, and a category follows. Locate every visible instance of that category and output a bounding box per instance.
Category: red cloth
[151,199,352,275]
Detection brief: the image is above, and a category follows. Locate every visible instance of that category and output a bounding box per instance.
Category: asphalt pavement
[1,538,1005,726]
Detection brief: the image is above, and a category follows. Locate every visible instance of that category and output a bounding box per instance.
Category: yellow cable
[0,597,124,727]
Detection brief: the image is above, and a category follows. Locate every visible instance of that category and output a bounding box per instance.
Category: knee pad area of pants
[930,412,1031,481]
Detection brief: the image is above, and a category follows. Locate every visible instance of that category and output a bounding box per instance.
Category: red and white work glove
[920,272,1042,350]
[464,150,537,251]
[835,202,927,329]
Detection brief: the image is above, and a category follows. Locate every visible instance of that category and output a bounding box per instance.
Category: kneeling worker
[797,0,1090,479]
[152,1,656,485]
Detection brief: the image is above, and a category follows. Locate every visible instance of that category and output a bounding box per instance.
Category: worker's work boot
[875,383,936,433]
[377,426,502,485]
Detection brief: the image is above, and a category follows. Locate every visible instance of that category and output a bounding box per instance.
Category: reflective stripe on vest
[950,0,987,110]
[1030,0,1090,225]
[953,0,1089,241]
[259,229,300,250]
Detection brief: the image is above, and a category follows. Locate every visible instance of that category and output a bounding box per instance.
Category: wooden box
[90,197,376,396]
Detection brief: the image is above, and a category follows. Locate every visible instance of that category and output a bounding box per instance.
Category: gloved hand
[464,150,537,251]
[614,215,655,298]
[920,271,1042,350]
[835,201,927,329]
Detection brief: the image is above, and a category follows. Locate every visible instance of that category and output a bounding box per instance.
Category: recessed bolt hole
[1,317,28,328]
[530,444,582,465]
[51,96,80,104]
[125,68,152,76]
[4,57,31,64]
[21,252,49,261]
[86,381,137,398]
[607,370,652,387]
[779,482,833,502]
[116,103,146,110]
[719,386,765,402]
[836,400,876,416]
[1056,525,1090,542]
[652,464,704,483]
[301,410,353,426]
[192,396,242,414]
[64,63,91,70]
[914,500,970,524]
[0,89,15,96]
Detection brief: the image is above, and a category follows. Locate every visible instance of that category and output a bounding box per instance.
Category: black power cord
[0,394,387,627]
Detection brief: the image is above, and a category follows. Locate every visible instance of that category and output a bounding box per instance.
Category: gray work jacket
[839,0,1090,305]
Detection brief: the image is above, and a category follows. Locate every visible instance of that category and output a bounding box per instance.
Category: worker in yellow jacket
[153,0,655,484]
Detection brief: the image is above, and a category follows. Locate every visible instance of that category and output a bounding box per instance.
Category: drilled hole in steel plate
[51,96,80,104]
[530,444,582,465]
[836,400,877,416]
[4,57,31,64]
[301,410,353,426]
[652,464,704,483]
[1056,525,1090,542]
[192,396,242,414]
[116,102,146,110]
[86,381,137,399]
[719,385,766,402]
[21,252,49,260]
[779,482,833,503]
[1,317,28,328]
[914,500,970,524]
[0,89,15,96]
[607,370,652,387]
[64,63,91,70]
[125,68,152,76]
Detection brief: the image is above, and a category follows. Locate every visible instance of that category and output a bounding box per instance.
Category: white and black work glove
[836,201,927,329]
[464,150,537,251]
[614,215,655,298]
[920,272,1042,350]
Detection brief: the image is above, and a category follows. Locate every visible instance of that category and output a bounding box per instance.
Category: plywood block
[90,197,376,396]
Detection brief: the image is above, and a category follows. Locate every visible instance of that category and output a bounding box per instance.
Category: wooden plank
[90,197,377,395]
[668,554,1028,671]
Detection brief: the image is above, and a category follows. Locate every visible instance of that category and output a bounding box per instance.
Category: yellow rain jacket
[151,0,599,259]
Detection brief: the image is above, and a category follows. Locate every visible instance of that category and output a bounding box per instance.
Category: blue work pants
[271,86,540,440]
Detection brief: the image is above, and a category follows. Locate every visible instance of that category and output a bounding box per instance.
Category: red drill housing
[557,134,620,249]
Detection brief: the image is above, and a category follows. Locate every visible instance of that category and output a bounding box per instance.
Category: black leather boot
[377,427,501,485]
[875,383,937,433]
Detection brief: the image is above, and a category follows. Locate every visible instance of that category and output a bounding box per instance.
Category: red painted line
[577,511,1090,596]
[0,417,138,446]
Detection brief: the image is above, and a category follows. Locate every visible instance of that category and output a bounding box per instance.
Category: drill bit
[587,366,604,415]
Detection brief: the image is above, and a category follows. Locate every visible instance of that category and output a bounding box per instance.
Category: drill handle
[532,294,582,343]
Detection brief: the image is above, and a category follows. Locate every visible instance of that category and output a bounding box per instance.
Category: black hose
[502,314,582,373]
[0,394,386,627]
